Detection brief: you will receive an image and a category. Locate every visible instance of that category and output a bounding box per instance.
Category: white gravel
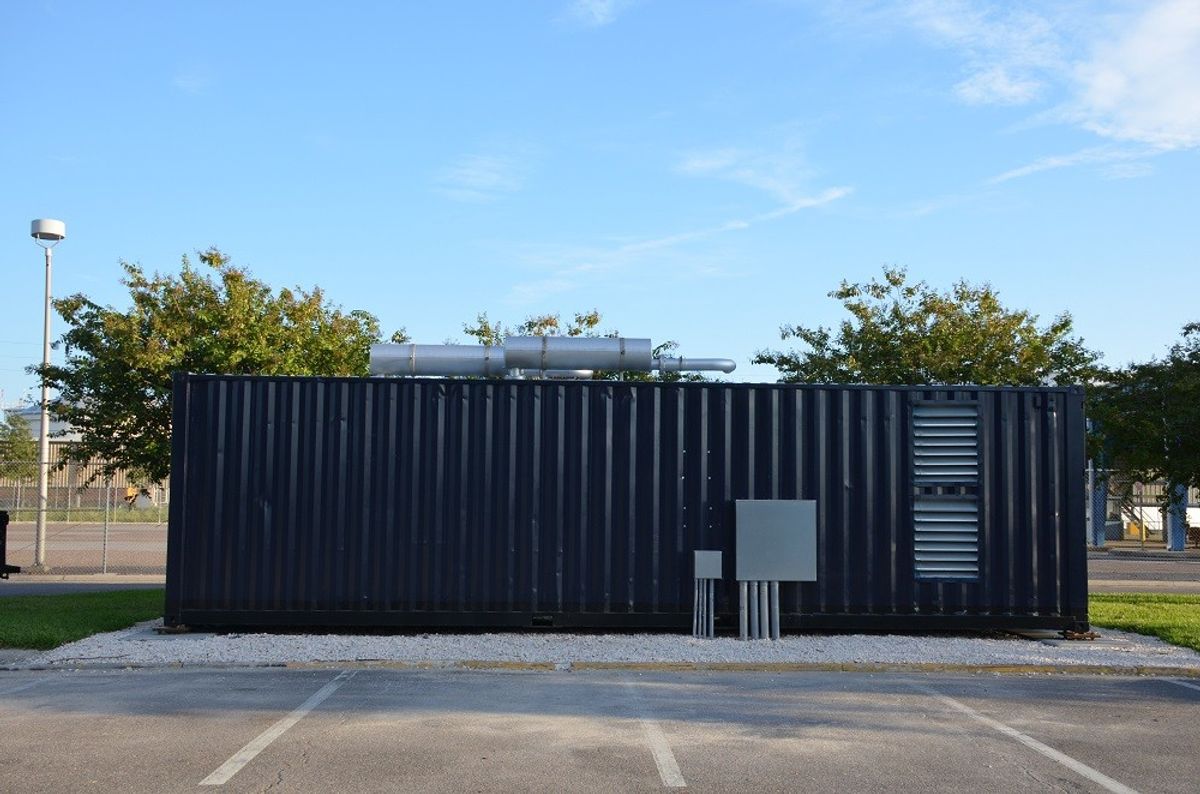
[23,623,1200,670]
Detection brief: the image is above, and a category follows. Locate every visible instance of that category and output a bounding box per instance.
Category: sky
[2,0,1198,406]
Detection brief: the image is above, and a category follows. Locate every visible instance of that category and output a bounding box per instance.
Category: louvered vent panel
[913,404,979,485]
[914,498,979,578]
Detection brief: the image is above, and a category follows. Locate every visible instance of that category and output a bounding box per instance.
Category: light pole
[30,218,66,572]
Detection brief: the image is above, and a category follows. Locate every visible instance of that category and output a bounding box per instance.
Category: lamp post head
[30,219,66,245]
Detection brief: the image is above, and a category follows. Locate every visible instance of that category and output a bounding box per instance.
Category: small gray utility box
[693,550,723,580]
[735,500,817,582]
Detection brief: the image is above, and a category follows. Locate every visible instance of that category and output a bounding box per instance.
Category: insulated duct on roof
[368,336,736,378]
[504,336,654,371]
[369,344,507,377]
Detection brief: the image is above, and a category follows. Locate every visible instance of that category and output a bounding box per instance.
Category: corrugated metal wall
[165,375,1088,630]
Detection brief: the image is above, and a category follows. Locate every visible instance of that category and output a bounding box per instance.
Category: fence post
[1090,468,1109,548]
[1167,483,1187,552]
[102,477,111,574]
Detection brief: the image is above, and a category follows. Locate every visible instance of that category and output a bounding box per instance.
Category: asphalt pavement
[2,521,166,575]
[1087,553,1200,593]
[0,667,1196,792]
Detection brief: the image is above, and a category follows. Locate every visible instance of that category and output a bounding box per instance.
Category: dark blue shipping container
[165,374,1088,631]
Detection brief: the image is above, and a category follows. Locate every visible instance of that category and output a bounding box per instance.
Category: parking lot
[2,522,166,574]
[1087,554,1200,593]
[1,667,1197,792]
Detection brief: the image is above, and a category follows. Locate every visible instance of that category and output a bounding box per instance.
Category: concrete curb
[8,659,1200,677]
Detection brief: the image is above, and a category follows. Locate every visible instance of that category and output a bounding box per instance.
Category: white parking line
[1166,679,1200,694]
[623,680,686,788]
[200,670,356,786]
[912,683,1138,794]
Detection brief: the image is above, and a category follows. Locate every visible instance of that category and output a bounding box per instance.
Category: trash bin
[0,510,19,578]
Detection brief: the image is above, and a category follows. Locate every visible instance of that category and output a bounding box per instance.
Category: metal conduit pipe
[769,581,780,640]
[759,582,769,640]
[700,575,710,638]
[748,582,759,639]
[739,581,748,639]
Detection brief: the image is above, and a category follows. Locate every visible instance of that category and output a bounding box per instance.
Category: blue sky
[2,0,1198,405]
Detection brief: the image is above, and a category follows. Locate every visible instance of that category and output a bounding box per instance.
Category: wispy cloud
[893,191,990,219]
[1102,161,1155,180]
[987,144,1155,184]
[902,0,1066,106]
[502,135,849,304]
[562,0,634,28]
[505,187,850,304]
[435,153,526,203]
[879,0,1200,180]
[676,141,833,205]
[954,66,1042,105]
[172,68,212,94]
[1066,0,1200,149]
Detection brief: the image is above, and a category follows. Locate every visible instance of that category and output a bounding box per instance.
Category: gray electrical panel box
[693,550,722,580]
[735,500,817,582]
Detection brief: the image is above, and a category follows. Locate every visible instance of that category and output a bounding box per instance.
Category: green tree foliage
[462,309,603,345]
[37,248,391,484]
[1090,323,1200,492]
[0,411,37,481]
[754,267,1100,385]
[462,310,703,382]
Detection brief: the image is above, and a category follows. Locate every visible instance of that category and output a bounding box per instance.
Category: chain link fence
[5,456,1197,574]
[1089,469,1200,548]
[0,459,167,575]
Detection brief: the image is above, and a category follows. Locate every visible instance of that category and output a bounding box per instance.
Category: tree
[1090,323,1200,492]
[0,411,37,481]
[462,309,704,382]
[462,309,603,346]
[0,411,37,512]
[754,267,1100,386]
[37,248,395,485]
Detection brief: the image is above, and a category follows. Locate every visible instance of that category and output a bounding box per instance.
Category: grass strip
[0,589,164,650]
[4,508,165,523]
[1090,593,1200,653]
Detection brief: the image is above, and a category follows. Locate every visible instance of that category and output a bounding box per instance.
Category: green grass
[0,589,164,650]
[1090,593,1200,653]
[2,508,165,523]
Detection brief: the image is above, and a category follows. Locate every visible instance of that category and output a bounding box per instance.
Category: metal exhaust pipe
[506,336,653,372]
[371,337,737,379]
[542,369,594,379]
[369,344,507,377]
[653,357,736,374]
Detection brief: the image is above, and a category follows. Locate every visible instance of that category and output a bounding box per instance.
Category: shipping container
[165,374,1088,631]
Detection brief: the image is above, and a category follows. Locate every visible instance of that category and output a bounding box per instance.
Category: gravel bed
[22,622,1200,670]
